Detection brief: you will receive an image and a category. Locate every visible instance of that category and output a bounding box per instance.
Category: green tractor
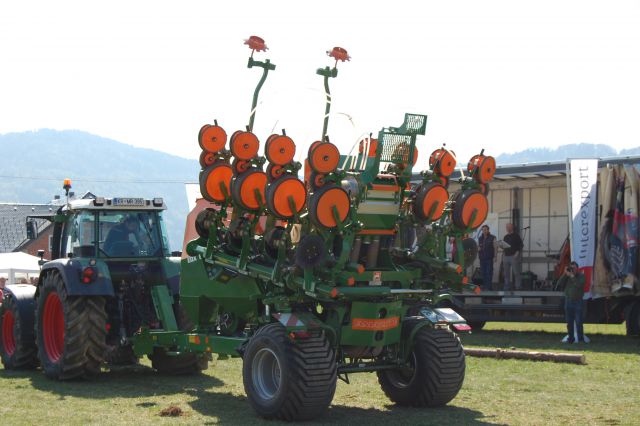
[162,37,494,420]
[0,187,208,379]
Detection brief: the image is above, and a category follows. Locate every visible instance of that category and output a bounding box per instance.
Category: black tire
[148,348,208,375]
[378,325,465,407]
[624,302,640,337]
[148,302,209,374]
[0,293,38,369]
[468,321,486,331]
[35,272,107,380]
[242,323,337,421]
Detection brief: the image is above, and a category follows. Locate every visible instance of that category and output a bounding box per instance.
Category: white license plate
[112,197,146,207]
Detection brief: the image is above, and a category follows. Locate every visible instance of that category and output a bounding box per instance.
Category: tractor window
[62,211,97,257]
[98,211,165,257]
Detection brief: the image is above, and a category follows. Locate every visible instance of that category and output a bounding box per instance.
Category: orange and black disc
[413,182,449,222]
[452,189,489,230]
[476,156,496,184]
[232,159,251,175]
[230,131,259,160]
[467,154,481,173]
[310,172,326,190]
[429,148,456,177]
[266,164,285,182]
[266,175,307,219]
[265,134,296,165]
[308,142,340,174]
[198,124,227,153]
[231,168,267,211]
[199,162,233,203]
[308,184,350,229]
[199,150,217,168]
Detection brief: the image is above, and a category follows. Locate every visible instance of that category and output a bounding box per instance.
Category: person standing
[502,223,523,291]
[558,261,586,343]
[478,225,497,290]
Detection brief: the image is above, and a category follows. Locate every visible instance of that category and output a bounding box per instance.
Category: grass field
[1,322,638,425]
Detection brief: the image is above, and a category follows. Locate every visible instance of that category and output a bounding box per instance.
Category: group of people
[476,223,524,291]
[476,223,587,344]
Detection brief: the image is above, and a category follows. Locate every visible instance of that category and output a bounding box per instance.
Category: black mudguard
[41,259,115,297]
[2,284,37,342]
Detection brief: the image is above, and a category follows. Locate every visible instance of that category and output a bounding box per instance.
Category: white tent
[0,252,41,285]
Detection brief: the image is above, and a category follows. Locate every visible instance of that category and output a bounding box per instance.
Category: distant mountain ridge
[496,143,640,165]
[2,130,639,248]
[0,129,198,250]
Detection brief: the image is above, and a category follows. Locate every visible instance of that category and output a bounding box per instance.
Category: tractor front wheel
[378,326,465,407]
[242,323,337,421]
[35,272,107,380]
[0,294,38,369]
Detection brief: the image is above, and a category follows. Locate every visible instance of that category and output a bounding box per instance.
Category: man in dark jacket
[104,214,140,256]
[502,223,524,290]
[478,225,497,290]
[558,261,586,343]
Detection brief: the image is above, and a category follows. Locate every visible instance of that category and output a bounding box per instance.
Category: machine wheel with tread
[0,293,38,369]
[377,325,465,407]
[35,272,107,380]
[242,323,337,421]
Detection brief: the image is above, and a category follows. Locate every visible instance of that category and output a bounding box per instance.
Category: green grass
[1,323,638,425]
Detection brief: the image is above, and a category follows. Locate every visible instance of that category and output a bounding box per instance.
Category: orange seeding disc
[199,151,217,168]
[429,148,456,177]
[230,131,260,160]
[266,164,285,182]
[265,135,296,165]
[266,176,307,218]
[452,190,488,229]
[413,183,449,222]
[477,156,496,183]
[199,162,233,203]
[198,125,227,153]
[308,142,340,174]
[232,159,250,175]
[309,185,350,228]
[232,169,267,210]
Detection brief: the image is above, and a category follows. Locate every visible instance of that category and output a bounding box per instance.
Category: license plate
[112,197,145,207]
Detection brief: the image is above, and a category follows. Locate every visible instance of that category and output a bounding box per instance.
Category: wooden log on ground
[464,347,586,365]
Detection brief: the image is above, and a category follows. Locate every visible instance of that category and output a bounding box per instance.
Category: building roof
[0,203,54,253]
[412,155,640,183]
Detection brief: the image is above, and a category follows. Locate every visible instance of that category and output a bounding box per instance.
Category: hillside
[0,129,198,250]
[496,143,640,164]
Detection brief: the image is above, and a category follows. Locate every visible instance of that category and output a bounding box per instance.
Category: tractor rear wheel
[35,272,107,380]
[242,323,337,421]
[0,293,38,369]
[378,326,465,407]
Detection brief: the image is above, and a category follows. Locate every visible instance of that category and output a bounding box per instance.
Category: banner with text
[568,158,599,297]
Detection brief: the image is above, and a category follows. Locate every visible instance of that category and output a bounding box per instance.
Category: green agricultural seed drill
[149,36,497,421]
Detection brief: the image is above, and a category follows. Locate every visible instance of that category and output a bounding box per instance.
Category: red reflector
[453,324,472,332]
[82,266,96,284]
[290,330,311,339]
[105,323,111,332]
[330,288,339,298]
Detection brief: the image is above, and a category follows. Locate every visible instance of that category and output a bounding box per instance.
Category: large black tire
[624,302,640,337]
[468,321,486,331]
[378,326,465,407]
[35,272,107,380]
[242,323,337,421]
[148,301,209,374]
[0,293,38,369]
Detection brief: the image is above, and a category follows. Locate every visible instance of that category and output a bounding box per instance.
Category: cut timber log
[464,347,586,365]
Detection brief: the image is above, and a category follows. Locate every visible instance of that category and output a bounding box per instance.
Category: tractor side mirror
[26,219,38,240]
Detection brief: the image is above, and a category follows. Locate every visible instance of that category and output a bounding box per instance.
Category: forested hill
[496,143,640,165]
[0,129,198,250]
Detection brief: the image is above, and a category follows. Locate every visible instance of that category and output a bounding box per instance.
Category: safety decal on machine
[272,313,305,327]
[351,316,400,331]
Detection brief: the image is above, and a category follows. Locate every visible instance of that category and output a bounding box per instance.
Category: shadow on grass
[0,364,225,399]
[187,390,503,425]
[461,329,639,354]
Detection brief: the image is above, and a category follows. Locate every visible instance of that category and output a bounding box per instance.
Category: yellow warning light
[63,178,72,190]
